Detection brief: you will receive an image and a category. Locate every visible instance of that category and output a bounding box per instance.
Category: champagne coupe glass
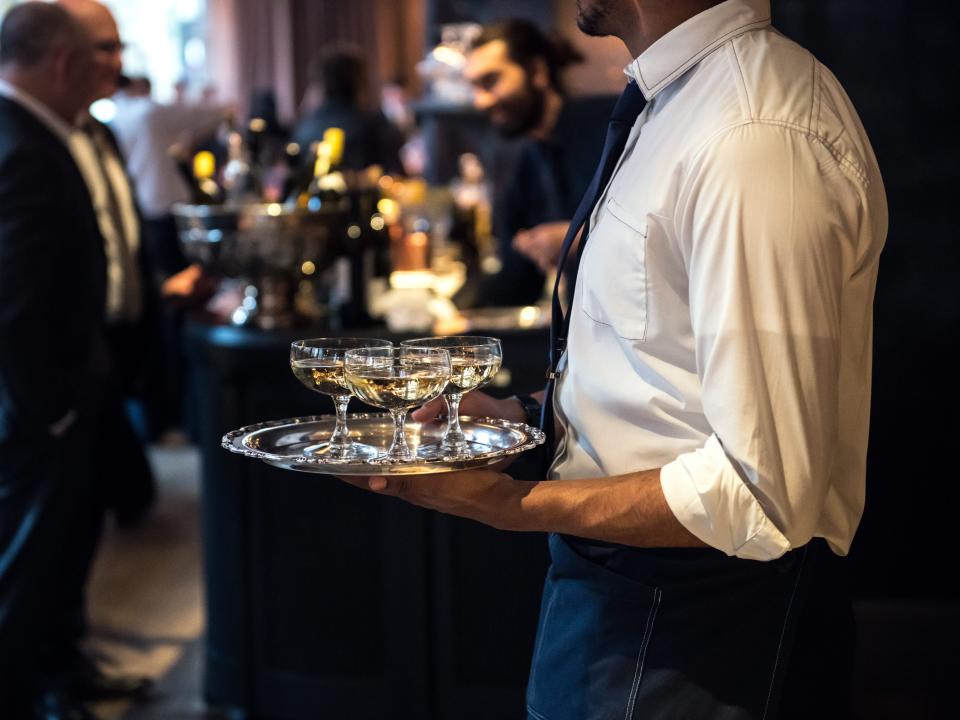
[401,336,503,457]
[343,345,451,461]
[290,337,393,459]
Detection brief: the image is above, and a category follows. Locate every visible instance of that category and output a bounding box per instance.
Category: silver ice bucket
[172,202,348,329]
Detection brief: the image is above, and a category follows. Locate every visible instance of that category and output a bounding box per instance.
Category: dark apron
[525,533,854,720]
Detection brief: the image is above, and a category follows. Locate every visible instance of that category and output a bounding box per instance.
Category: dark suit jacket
[86,116,163,397]
[0,96,108,443]
[0,96,111,674]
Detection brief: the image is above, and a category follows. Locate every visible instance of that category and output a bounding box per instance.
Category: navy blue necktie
[540,81,647,454]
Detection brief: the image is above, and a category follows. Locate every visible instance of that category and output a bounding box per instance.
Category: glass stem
[443,393,467,448]
[388,408,411,458]
[330,395,351,450]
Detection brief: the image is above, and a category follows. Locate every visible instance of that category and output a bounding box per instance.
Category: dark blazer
[0,96,108,442]
[0,94,110,693]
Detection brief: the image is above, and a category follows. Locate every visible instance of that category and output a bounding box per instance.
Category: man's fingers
[336,475,404,496]
[411,397,446,422]
[367,475,414,499]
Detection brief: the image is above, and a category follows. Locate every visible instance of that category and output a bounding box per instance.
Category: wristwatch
[513,394,543,429]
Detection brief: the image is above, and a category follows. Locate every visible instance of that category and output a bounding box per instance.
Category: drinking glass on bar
[401,336,503,457]
[343,345,451,461]
[290,337,393,459]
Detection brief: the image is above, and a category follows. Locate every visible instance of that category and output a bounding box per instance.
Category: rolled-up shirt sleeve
[659,122,860,560]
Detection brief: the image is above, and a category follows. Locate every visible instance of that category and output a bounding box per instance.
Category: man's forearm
[498,469,706,548]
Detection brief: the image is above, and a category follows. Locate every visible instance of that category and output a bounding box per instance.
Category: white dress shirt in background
[110,94,228,219]
[551,0,887,560]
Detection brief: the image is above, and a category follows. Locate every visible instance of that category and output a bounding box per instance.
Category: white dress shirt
[110,95,228,218]
[550,0,887,560]
[71,121,142,323]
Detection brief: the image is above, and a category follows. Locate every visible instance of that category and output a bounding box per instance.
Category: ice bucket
[172,202,349,329]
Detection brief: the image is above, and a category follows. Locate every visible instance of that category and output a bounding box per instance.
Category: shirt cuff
[660,434,792,560]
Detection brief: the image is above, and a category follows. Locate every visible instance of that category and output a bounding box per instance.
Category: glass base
[417,439,491,460]
[303,441,381,461]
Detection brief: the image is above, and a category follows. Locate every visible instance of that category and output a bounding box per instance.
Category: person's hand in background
[161,263,217,307]
[513,220,577,274]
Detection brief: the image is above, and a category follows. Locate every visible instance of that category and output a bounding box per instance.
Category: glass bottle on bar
[221,128,260,204]
[299,127,348,211]
[392,178,431,272]
[189,150,224,204]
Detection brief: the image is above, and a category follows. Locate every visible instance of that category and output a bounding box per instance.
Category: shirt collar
[624,0,771,100]
[0,78,77,145]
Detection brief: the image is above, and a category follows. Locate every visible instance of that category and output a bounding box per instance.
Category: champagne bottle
[190,150,224,204]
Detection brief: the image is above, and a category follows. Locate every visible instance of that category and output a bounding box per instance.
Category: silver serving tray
[222,413,545,475]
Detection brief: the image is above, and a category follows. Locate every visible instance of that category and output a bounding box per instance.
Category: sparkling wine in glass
[343,345,451,461]
[401,336,503,456]
[290,337,392,459]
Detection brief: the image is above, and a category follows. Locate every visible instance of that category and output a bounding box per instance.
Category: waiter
[348,0,887,718]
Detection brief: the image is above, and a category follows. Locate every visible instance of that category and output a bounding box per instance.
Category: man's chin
[576,0,612,37]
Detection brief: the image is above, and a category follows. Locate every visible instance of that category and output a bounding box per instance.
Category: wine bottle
[190,150,224,204]
[304,127,348,207]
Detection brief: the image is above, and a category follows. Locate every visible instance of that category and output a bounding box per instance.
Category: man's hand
[161,263,217,307]
[339,468,533,530]
[513,220,576,274]
[337,466,705,549]
[410,390,526,425]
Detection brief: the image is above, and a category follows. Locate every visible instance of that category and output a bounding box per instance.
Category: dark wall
[430,0,551,29]
[774,1,960,599]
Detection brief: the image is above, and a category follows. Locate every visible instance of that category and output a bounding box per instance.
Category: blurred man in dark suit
[0,5,108,718]
[60,0,159,529]
[0,3,150,717]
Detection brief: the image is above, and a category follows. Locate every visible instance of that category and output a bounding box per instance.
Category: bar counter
[183,317,551,719]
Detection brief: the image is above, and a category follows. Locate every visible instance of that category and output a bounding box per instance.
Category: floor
[85,443,209,720]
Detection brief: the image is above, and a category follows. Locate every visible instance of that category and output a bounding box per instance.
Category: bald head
[58,0,123,101]
[59,0,114,26]
[0,2,95,121]
[0,1,88,69]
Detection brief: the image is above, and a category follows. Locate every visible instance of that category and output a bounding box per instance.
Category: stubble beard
[576,0,614,37]
[492,80,546,139]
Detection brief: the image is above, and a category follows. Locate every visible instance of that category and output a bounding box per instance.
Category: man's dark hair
[311,46,366,106]
[471,19,583,94]
[0,1,85,68]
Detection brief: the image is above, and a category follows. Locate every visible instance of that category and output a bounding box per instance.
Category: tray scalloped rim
[221,412,545,474]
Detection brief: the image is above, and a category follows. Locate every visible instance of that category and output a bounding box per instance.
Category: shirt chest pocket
[580,196,649,341]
